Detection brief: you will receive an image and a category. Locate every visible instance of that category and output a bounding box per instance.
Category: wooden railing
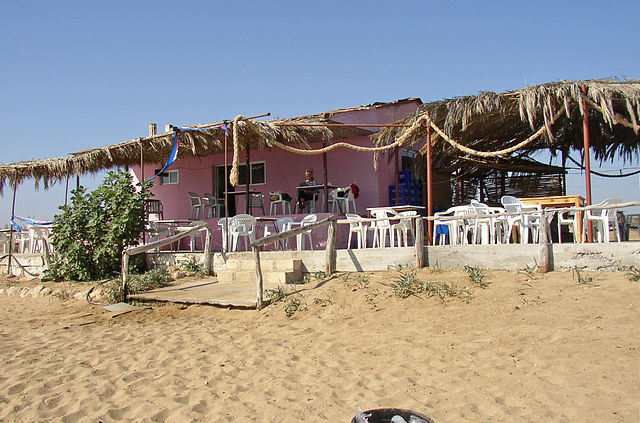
[121,221,212,301]
[250,215,337,309]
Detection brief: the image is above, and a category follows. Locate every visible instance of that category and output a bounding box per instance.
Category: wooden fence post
[415,217,425,268]
[203,226,212,275]
[325,218,337,274]
[121,252,129,302]
[253,246,264,309]
[537,213,552,273]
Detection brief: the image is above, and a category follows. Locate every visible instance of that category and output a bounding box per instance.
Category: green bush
[46,170,151,281]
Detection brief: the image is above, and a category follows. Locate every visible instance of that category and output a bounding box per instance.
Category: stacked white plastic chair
[500,196,541,244]
[228,214,257,251]
[583,198,622,243]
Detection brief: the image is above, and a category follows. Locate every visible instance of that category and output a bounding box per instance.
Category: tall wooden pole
[224,131,229,252]
[581,85,593,242]
[395,147,399,205]
[426,111,433,244]
[245,140,250,214]
[7,170,18,275]
[322,140,328,212]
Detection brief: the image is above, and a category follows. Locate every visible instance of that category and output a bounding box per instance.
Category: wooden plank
[325,219,336,274]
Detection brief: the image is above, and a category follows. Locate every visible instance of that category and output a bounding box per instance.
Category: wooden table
[519,195,586,242]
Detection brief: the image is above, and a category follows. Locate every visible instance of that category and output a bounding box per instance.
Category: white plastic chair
[268,191,291,215]
[345,213,367,249]
[468,200,499,244]
[392,211,416,247]
[248,193,265,215]
[432,206,469,245]
[368,209,394,248]
[557,210,578,243]
[583,198,622,243]
[203,194,223,218]
[263,217,294,250]
[218,219,229,252]
[296,214,317,250]
[188,192,204,220]
[329,186,357,214]
[228,214,257,251]
[500,196,541,244]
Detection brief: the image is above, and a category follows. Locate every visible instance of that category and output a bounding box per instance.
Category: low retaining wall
[5,241,638,279]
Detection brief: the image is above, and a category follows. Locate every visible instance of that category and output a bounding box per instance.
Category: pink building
[129,99,422,250]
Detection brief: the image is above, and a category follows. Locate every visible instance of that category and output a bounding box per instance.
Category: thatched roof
[373,79,640,166]
[0,114,372,194]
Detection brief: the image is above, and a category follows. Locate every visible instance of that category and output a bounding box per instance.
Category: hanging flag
[12,215,54,226]
[217,123,229,136]
[145,130,180,183]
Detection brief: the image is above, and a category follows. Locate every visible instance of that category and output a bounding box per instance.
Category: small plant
[303,271,328,284]
[283,297,307,317]
[417,280,459,304]
[312,297,332,307]
[129,267,169,293]
[572,267,593,285]
[53,288,72,301]
[266,285,289,303]
[464,265,489,288]
[342,272,370,290]
[180,256,205,277]
[390,265,418,298]
[626,266,640,282]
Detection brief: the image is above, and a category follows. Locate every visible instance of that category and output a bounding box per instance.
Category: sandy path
[0,269,638,422]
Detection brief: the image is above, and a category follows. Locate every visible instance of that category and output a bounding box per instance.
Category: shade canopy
[372,79,640,174]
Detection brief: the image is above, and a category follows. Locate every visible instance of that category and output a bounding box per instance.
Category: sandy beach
[0,268,638,422]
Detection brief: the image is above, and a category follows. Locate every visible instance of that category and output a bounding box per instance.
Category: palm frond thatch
[373,78,640,164]
[0,114,363,194]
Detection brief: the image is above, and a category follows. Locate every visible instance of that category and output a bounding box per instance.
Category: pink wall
[130,100,421,220]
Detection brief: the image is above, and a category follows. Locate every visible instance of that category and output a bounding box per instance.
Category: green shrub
[46,170,151,281]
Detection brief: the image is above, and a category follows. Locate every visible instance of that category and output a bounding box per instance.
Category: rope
[229,115,243,186]
[566,154,640,177]
[422,107,565,158]
[269,138,402,155]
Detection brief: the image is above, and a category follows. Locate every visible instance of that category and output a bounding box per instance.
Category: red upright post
[581,85,593,242]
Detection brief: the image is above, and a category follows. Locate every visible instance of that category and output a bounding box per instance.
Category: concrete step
[216,257,303,285]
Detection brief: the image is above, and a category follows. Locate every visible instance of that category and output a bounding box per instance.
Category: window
[156,169,179,185]
[236,161,266,185]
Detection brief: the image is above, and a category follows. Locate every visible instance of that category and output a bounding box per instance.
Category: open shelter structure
[373,79,640,214]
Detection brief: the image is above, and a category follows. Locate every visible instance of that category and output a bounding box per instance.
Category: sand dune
[0,269,638,422]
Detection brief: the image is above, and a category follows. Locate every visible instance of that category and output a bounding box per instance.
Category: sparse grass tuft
[130,267,170,293]
[312,297,332,307]
[626,266,640,282]
[572,267,593,285]
[304,272,328,284]
[266,285,289,303]
[283,297,307,317]
[342,272,369,290]
[464,265,489,288]
[390,265,466,304]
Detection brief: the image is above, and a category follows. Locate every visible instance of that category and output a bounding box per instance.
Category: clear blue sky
[2,0,639,223]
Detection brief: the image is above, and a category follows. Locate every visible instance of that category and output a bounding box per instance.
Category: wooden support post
[245,140,251,214]
[7,170,18,275]
[325,218,337,274]
[415,217,424,268]
[537,213,552,273]
[121,252,129,302]
[322,139,328,212]
[581,85,594,242]
[426,111,433,243]
[203,226,212,275]
[253,246,264,309]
